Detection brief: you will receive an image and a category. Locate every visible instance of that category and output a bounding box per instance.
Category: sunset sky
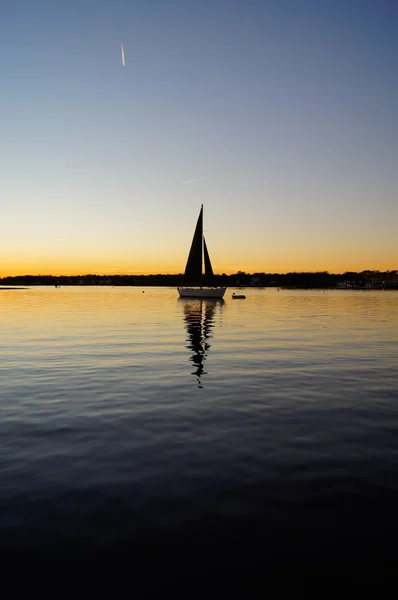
[1,0,397,276]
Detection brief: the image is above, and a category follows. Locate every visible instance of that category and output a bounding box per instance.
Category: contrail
[121,42,125,66]
[181,177,207,185]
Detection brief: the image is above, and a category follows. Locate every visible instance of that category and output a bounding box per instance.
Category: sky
[1,0,397,276]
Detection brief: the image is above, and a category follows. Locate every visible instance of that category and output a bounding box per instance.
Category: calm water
[1,286,398,578]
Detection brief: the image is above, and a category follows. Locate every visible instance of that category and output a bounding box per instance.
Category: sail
[203,237,214,284]
[183,206,203,285]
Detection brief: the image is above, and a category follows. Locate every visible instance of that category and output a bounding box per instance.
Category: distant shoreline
[1,270,397,290]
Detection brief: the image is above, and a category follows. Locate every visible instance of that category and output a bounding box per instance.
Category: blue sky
[1,0,397,275]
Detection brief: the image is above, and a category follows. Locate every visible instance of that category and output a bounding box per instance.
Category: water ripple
[0,288,398,574]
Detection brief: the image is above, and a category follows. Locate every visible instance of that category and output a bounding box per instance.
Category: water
[1,286,398,579]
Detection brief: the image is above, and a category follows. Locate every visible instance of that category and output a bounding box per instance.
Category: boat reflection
[179,298,224,388]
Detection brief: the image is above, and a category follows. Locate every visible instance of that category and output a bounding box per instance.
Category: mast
[200,204,203,289]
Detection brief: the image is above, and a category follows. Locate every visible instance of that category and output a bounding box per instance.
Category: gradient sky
[1,0,397,276]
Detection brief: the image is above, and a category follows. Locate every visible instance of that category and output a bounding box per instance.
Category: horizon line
[1,268,397,279]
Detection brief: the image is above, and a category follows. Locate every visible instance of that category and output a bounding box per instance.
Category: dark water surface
[1,287,398,580]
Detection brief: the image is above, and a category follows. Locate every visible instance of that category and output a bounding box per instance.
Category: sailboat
[177,205,227,298]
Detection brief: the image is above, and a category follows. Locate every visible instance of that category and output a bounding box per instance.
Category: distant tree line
[1,270,397,289]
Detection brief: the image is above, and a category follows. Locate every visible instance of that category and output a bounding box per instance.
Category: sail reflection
[180,298,224,388]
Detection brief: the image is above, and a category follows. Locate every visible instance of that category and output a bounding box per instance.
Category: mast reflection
[179,298,224,388]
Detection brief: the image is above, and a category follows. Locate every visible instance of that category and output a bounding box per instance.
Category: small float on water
[232,293,246,299]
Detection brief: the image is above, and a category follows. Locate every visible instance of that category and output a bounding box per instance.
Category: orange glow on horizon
[1,257,397,278]
[1,237,397,278]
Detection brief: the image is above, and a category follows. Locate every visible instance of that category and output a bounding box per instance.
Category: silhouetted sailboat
[177,205,227,298]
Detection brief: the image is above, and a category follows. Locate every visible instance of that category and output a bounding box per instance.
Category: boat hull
[177,287,227,298]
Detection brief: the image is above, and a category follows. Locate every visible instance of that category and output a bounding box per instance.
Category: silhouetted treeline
[1,270,398,289]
